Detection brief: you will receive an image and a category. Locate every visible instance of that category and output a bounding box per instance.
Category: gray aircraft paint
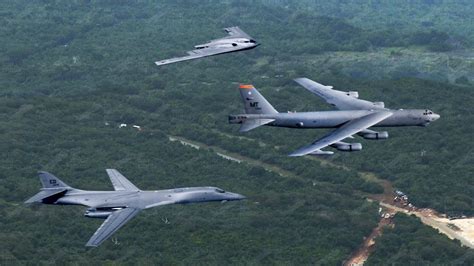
[231,109,438,128]
[229,79,440,156]
[155,26,259,66]
[25,170,245,247]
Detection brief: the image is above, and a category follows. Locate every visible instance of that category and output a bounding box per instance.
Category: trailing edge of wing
[289,111,393,156]
[239,119,275,132]
[106,169,140,191]
[155,54,206,66]
[86,208,141,247]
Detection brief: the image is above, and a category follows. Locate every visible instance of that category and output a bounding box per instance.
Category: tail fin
[25,172,70,204]
[239,84,278,114]
[39,171,70,189]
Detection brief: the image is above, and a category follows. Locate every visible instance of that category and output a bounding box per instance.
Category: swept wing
[106,169,140,191]
[155,27,257,66]
[294,78,386,110]
[221,26,252,39]
[86,207,141,247]
[289,111,393,156]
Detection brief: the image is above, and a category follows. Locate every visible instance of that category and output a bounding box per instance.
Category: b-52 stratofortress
[229,78,440,156]
[25,170,245,247]
[155,26,258,66]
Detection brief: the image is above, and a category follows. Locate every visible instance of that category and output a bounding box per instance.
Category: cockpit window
[423,110,433,115]
[249,39,256,43]
[215,188,225,193]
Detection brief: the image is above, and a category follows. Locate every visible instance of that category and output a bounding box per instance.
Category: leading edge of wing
[86,208,141,247]
[294,77,334,100]
[294,77,384,110]
[223,26,252,39]
[289,111,393,156]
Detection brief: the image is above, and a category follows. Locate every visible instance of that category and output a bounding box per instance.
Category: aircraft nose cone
[432,113,440,121]
[232,193,246,200]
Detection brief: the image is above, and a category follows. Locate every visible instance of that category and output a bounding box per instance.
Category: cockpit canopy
[242,39,256,43]
[215,188,226,193]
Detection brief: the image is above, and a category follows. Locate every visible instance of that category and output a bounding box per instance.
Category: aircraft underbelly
[274,116,354,128]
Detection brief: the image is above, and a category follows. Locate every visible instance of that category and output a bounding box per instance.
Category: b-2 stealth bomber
[25,170,245,247]
[155,26,258,66]
[229,78,440,156]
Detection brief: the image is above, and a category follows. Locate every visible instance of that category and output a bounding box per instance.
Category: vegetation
[366,214,474,265]
[0,0,472,264]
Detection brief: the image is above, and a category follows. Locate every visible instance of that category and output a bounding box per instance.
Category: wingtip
[288,153,303,157]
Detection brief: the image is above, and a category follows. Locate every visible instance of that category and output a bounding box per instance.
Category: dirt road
[165,132,474,265]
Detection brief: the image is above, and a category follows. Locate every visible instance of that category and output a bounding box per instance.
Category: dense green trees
[0,0,472,264]
[366,215,474,265]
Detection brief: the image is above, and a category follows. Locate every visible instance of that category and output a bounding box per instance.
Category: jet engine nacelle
[309,150,334,156]
[84,209,114,219]
[373,102,385,108]
[361,131,389,140]
[345,91,359,98]
[332,142,362,152]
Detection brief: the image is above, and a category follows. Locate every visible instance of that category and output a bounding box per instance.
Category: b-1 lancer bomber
[25,170,245,247]
[229,78,440,156]
[155,26,259,66]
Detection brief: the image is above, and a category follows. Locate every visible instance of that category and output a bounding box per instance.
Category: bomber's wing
[155,27,256,66]
[86,207,141,247]
[155,46,238,66]
[106,169,140,191]
[294,78,386,110]
[154,53,208,66]
[289,111,393,156]
[222,26,252,39]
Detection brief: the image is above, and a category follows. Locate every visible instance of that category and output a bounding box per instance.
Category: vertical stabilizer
[39,171,70,189]
[25,172,70,204]
[239,85,278,114]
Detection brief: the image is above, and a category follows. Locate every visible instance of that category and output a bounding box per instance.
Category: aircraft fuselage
[230,109,440,129]
[51,187,245,209]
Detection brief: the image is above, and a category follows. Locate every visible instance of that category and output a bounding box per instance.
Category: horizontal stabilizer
[24,188,67,204]
[239,119,274,132]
